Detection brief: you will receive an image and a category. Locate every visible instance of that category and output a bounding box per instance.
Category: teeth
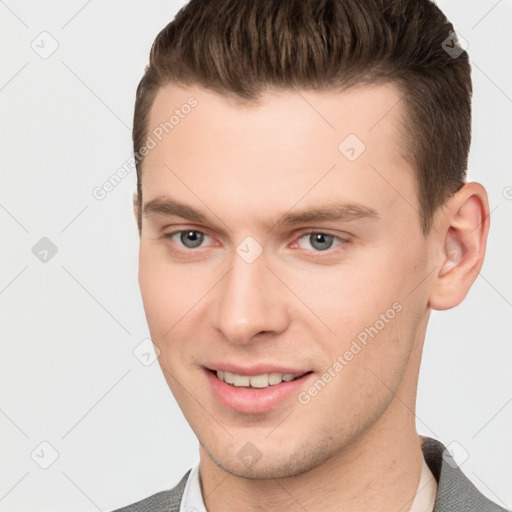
[223,371,235,384]
[215,370,304,388]
[233,375,250,387]
[249,374,269,388]
[268,372,283,385]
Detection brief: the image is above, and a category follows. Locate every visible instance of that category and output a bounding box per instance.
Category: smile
[214,370,306,388]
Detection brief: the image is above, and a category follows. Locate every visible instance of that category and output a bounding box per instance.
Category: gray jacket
[112,437,508,512]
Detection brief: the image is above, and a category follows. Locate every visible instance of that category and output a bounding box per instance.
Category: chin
[203,436,338,480]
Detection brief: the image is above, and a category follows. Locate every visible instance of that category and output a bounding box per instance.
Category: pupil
[181,231,204,248]
[310,233,333,251]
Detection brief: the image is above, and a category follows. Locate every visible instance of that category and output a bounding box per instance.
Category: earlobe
[428,183,490,311]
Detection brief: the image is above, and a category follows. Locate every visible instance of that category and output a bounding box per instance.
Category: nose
[210,248,290,345]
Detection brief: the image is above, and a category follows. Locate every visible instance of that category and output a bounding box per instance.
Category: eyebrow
[142,196,379,227]
[143,197,208,223]
[274,203,379,226]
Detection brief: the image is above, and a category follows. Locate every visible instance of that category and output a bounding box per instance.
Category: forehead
[140,82,417,228]
[146,82,408,156]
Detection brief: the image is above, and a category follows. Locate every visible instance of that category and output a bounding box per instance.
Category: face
[137,83,436,479]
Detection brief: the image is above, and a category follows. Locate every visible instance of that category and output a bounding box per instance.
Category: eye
[297,232,345,252]
[167,230,210,249]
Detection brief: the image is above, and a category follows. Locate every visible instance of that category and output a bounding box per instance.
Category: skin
[134,82,489,511]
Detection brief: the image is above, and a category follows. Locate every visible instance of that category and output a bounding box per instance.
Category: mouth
[203,364,315,413]
[208,368,310,389]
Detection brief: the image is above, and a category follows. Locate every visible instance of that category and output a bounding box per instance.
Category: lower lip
[204,368,314,414]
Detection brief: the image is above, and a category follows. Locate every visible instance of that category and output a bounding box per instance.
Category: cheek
[284,245,422,385]
[281,257,408,343]
[138,247,191,339]
[326,257,426,400]
[138,245,218,367]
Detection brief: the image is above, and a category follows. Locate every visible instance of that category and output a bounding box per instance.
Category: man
[114,0,506,510]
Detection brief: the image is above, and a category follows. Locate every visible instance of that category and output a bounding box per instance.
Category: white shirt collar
[180,463,207,512]
[408,457,438,512]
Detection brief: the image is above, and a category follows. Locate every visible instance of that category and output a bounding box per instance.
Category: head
[133,0,489,479]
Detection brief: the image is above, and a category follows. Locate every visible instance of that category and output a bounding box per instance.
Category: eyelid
[163,225,214,239]
[292,228,350,243]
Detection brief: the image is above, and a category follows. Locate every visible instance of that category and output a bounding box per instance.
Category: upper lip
[204,363,310,376]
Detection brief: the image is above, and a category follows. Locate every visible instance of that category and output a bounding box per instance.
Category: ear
[133,190,141,235]
[428,182,490,310]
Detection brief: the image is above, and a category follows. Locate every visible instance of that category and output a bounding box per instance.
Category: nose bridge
[211,247,289,344]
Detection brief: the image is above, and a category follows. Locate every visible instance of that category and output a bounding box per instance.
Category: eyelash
[164,229,349,255]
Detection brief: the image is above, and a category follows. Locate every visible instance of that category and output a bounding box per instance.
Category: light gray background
[0,1,511,511]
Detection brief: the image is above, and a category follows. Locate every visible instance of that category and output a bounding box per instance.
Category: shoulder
[421,437,509,512]
[109,469,191,512]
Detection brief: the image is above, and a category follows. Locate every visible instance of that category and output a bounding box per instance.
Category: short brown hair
[133,0,471,233]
